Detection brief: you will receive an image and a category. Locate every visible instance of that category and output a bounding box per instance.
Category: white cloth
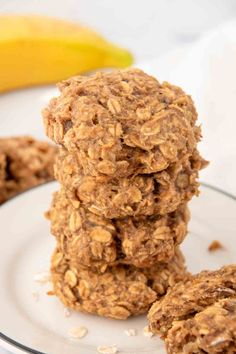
[140,19,236,196]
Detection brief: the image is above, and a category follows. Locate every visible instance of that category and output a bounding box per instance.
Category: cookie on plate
[55,147,205,219]
[148,265,236,353]
[51,248,187,319]
[47,189,189,269]
[165,298,236,354]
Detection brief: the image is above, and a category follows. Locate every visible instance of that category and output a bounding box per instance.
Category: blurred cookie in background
[0,136,57,204]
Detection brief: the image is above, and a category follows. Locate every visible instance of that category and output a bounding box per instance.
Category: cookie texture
[166,298,236,354]
[51,248,187,319]
[0,153,5,186]
[0,136,57,204]
[47,189,189,269]
[148,265,236,353]
[43,69,201,177]
[55,147,205,219]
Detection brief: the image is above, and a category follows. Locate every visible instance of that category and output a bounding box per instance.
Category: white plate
[0,182,235,354]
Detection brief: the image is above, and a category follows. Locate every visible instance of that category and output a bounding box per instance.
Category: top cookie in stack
[44,69,206,220]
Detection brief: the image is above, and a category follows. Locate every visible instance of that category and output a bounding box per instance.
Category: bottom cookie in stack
[51,248,187,320]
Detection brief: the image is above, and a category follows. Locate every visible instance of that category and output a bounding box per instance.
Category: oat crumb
[47,290,55,296]
[64,307,71,317]
[68,326,88,339]
[208,240,224,252]
[97,344,118,354]
[143,325,154,338]
[34,271,51,284]
[32,291,39,302]
[124,329,136,336]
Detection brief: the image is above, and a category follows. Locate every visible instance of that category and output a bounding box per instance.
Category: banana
[0,15,133,92]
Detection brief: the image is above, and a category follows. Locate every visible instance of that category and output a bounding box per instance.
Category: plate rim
[0,181,235,354]
[0,333,44,354]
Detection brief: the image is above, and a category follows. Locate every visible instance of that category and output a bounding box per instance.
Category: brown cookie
[47,189,189,269]
[43,69,201,178]
[55,147,205,219]
[166,298,236,354]
[51,248,187,319]
[0,136,57,204]
[148,265,236,353]
[0,153,6,186]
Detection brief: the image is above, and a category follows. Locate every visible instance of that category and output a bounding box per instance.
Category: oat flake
[68,326,88,339]
[97,344,118,354]
[143,325,154,338]
[34,271,51,284]
[124,328,136,336]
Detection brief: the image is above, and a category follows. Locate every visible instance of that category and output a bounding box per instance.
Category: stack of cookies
[43,69,206,319]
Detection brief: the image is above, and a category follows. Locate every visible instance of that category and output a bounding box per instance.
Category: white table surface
[1,1,236,353]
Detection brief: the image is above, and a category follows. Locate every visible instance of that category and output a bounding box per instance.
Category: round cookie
[51,248,187,319]
[43,69,201,177]
[55,147,205,219]
[148,265,236,339]
[47,189,189,269]
[0,136,57,204]
[166,298,236,354]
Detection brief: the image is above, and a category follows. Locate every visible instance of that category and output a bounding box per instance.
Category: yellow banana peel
[0,15,133,92]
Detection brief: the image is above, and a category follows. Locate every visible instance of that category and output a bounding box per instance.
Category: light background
[1,0,236,61]
[0,1,236,353]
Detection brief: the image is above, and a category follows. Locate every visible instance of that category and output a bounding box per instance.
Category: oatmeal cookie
[55,147,205,219]
[115,206,189,268]
[0,153,5,186]
[165,298,236,354]
[47,189,189,269]
[0,136,57,204]
[51,248,187,319]
[148,265,236,351]
[47,189,117,270]
[43,69,201,177]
